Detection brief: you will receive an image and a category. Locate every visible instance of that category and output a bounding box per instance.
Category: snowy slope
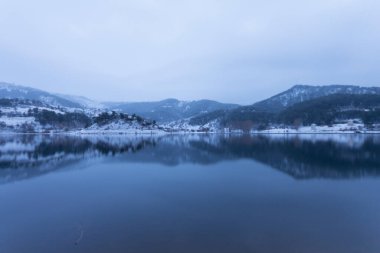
[253,84,380,112]
[105,98,239,122]
[81,120,165,134]
[0,82,238,122]
[0,82,83,108]
[57,94,105,109]
[0,99,71,132]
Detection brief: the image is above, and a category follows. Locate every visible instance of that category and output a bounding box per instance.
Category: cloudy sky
[0,0,379,104]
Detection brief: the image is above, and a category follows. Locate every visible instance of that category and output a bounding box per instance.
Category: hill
[0,98,161,133]
[190,85,380,130]
[0,82,239,122]
[279,94,380,126]
[252,84,380,112]
[0,82,83,109]
[105,98,239,122]
[190,96,380,132]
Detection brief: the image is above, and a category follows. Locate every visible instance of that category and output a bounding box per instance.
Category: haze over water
[1,134,380,253]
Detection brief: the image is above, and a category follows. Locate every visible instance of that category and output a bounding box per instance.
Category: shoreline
[1,130,380,135]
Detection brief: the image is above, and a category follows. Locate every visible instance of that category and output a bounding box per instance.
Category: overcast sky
[0,0,379,104]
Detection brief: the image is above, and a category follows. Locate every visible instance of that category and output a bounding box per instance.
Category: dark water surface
[0,134,380,253]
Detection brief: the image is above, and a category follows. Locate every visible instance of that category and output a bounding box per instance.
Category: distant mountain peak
[0,82,240,122]
[0,82,83,109]
[253,84,380,112]
[106,98,240,122]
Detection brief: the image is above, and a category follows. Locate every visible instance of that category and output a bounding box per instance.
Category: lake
[0,134,380,253]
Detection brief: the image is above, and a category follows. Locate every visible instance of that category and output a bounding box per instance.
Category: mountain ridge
[0,82,84,109]
[252,84,380,112]
[105,98,240,122]
[2,82,380,133]
[0,82,239,122]
[189,84,380,130]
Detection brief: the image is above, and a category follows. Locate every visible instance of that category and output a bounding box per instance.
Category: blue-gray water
[0,134,380,253]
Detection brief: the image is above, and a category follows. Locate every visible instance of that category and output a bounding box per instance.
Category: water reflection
[1,134,380,253]
[1,134,380,183]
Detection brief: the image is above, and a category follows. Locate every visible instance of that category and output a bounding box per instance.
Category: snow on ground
[0,116,36,126]
[1,105,66,114]
[162,119,221,133]
[251,123,379,134]
[77,120,167,135]
[163,120,380,135]
[1,106,380,135]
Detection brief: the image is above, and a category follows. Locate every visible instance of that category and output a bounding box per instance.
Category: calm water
[0,134,380,253]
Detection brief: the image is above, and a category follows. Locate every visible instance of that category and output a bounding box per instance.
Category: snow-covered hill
[105,98,239,122]
[81,112,165,134]
[2,82,380,134]
[0,99,164,134]
[0,82,83,109]
[56,94,105,109]
[0,99,69,133]
[0,82,239,123]
[253,84,380,112]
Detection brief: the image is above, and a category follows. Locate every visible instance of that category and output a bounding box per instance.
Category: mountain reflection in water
[1,134,379,183]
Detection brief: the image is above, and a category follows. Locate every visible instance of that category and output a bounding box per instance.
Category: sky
[0,0,379,104]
